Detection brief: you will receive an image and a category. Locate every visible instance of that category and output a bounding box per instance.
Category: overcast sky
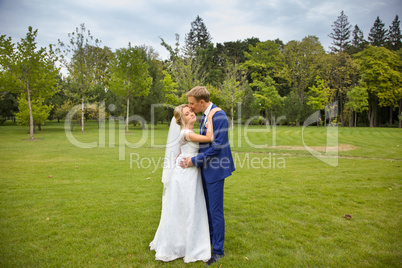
[0,0,401,59]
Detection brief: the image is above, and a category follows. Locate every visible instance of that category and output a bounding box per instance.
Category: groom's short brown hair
[186,86,210,102]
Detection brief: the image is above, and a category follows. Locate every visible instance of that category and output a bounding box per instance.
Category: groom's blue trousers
[202,177,225,255]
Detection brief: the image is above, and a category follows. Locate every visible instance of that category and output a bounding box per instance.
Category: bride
[150,104,220,263]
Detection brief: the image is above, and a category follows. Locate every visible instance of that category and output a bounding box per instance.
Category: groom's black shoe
[206,254,224,266]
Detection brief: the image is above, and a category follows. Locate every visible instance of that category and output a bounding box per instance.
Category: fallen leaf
[75,166,79,168]
[48,175,53,178]
[46,217,49,221]
[389,188,392,190]
[245,257,250,261]
[146,177,151,180]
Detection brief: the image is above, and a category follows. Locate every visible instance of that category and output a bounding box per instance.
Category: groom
[180,86,235,266]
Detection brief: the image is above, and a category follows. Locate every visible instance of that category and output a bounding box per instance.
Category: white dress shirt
[203,102,213,126]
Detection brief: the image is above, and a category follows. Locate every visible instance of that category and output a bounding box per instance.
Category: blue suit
[191,104,235,255]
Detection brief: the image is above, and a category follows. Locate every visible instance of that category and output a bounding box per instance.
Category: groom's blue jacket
[191,104,235,183]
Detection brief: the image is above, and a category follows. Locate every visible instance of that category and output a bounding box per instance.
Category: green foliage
[4,15,402,128]
[54,99,77,121]
[57,24,111,132]
[282,36,326,101]
[354,46,402,108]
[0,92,18,120]
[167,55,206,96]
[283,90,312,125]
[307,76,331,111]
[1,27,59,139]
[15,96,53,127]
[252,76,284,120]
[110,44,152,100]
[346,86,369,113]
[221,61,247,128]
[162,70,179,105]
[110,44,152,131]
[243,40,285,81]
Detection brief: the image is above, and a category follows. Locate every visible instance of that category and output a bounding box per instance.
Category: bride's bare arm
[185,108,221,142]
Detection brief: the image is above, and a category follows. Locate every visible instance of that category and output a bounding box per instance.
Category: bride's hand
[208,108,221,120]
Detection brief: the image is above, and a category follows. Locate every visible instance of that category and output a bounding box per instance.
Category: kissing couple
[150,86,235,266]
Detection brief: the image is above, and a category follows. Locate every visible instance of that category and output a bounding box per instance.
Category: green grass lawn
[0,120,401,267]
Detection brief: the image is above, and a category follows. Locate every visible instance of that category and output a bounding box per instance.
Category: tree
[346,86,369,127]
[368,16,388,47]
[220,61,247,129]
[387,15,402,51]
[243,40,286,82]
[329,11,352,52]
[242,40,286,126]
[160,33,180,61]
[160,34,207,95]
[0,92,18,123]
[354,46,402,127]
[57,23,102,133]
[0,27,58,139]
[183,15,212,57]
[326,52,360,126]
[216,37,261,66]
[307,76,332,126]
[162,70,179,106]
[347,25,368,54]
[282,36,326,101]
[168,56,207,97]
[54,99,77,125]
[109,44,152,132]
[15,96,53,131]
[283,90,312,126]
[252,76,284,126]
[133,45,165,125]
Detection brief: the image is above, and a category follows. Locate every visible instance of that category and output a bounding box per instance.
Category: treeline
[0,12,401,139]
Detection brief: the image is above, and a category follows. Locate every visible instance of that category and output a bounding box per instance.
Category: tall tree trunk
[231,103,234,131]
[81,94,84,133]
[26,77,34,140]
[340,91,344,127]
[368,96,377,128]
[349,111,353,127]
[390,104,393,126]
[126,95,130,133]
[399,99,402,128]
[270,109,273,129]
[354,111,357,128]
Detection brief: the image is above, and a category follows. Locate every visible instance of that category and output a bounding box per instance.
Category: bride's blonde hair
[173,104,189,126]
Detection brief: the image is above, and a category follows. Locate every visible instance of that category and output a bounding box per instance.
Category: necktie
[201,114,206,135]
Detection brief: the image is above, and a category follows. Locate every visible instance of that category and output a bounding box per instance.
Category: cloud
[0,0,400,59]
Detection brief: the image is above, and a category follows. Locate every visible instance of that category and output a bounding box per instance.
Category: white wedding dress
[150,129,211,263]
